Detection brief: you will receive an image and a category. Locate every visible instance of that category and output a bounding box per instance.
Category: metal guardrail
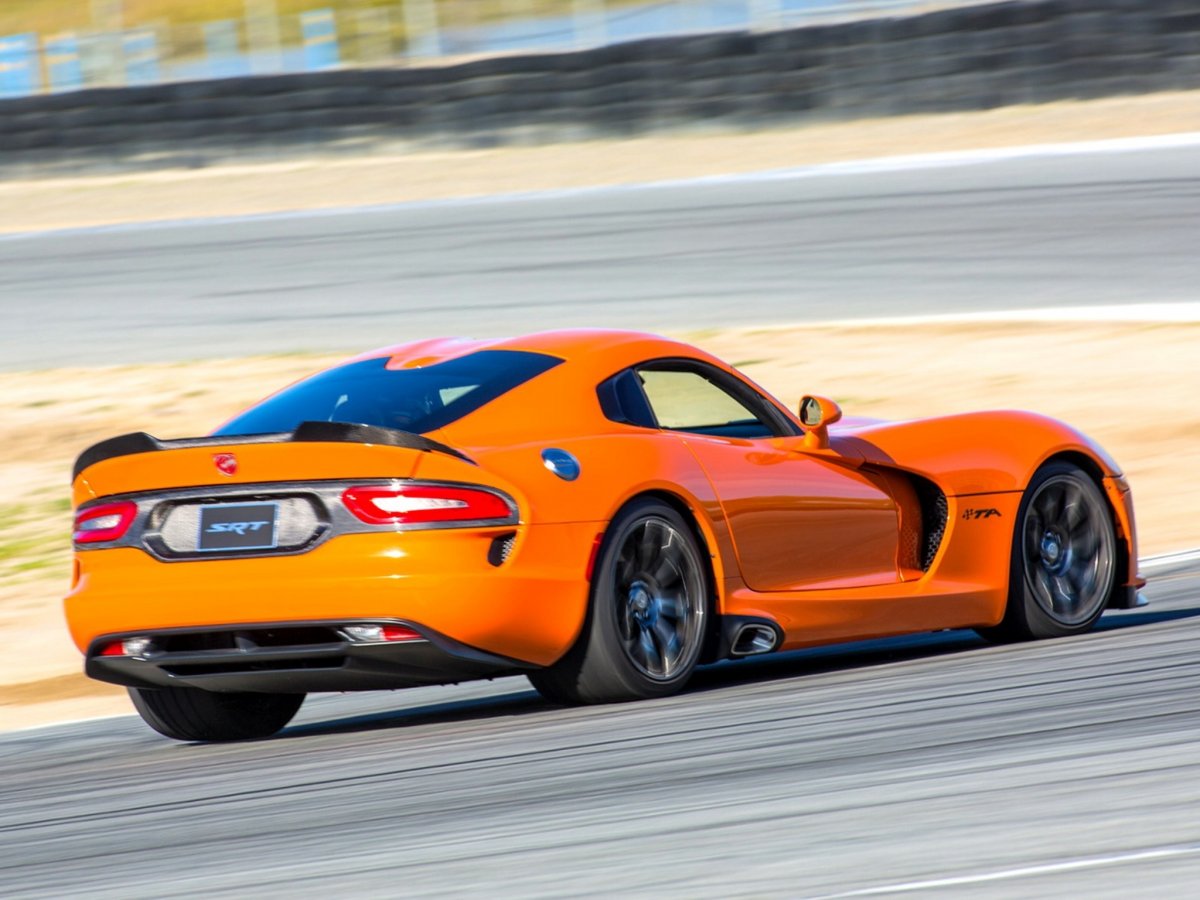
[0,0,989,97]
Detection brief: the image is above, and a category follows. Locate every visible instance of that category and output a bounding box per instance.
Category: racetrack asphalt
[1,142,1198,369]
[3,561,1198,898]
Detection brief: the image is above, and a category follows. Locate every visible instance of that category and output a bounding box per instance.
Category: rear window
[215,350,562,437]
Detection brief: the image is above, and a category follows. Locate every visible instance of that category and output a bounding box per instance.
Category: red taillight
[96,636,154,657]
[73,500,137,545]
[381,624,422,642]
[342,624,424,643]
[342,485,513,526]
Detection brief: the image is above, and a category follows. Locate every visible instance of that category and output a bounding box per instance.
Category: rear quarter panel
[459,432,739,596]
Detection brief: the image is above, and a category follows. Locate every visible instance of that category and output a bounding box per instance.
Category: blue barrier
[44,34,84,92]
[0,0,1083,97]
[205,20,248,79]
[301,10,339,71]
[0,33,39,98]
[124,30,160,85]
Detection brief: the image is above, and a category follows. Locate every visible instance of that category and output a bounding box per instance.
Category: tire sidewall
[1011,462,1116,639]
[589,499,709,699]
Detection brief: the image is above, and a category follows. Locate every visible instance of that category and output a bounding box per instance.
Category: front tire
[978,461,1116,642]
[529,498,709,704]
[129,687,305,742]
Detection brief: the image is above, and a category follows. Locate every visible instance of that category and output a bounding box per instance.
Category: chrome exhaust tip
[730,623,779,657]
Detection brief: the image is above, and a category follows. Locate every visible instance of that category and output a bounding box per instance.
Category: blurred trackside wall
[2,0,1200,175]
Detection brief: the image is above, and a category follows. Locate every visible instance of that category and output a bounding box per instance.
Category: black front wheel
[129,686,305,742]
[978,461,1116,642]
[528,498,709,704]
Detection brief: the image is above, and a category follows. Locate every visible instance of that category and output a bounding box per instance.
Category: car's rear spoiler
[72,421,474,481]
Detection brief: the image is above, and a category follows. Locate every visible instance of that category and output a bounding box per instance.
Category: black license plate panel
[197,502,279,552]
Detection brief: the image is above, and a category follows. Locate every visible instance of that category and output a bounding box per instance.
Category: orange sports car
[66,330,1143,742]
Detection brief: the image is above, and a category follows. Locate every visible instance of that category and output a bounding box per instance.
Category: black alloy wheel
[978,461,1117,642]
[528,498,709,704]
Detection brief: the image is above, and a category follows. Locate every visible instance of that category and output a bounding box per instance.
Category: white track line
[729,130,1200,183]
[809,845,1200,897]
[1142,547,1200,571]
[810,301,1200,327]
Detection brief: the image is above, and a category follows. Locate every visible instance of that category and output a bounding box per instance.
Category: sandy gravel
[3,319,1196,730]
[1,89,1198,234]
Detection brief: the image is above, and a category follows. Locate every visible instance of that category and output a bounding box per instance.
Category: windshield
[215,350,562,437]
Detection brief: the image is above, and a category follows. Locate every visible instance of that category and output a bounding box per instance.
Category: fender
[837,411,1121,495]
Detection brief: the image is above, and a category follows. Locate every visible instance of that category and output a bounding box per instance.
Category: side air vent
[488,532,517,567]
[916,480,948,571]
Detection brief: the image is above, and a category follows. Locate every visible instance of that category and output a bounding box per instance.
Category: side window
[596,368,657,428]
[638,368,774,438]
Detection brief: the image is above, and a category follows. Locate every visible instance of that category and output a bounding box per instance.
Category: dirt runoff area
[2,319,1197,731]
[0,89,1198,234]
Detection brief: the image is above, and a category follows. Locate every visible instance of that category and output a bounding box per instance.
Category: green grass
[0,536,66,577]
[0,503,30,521]
[11,556,58,574]
[0,536,48,562]
[0,499,72,585]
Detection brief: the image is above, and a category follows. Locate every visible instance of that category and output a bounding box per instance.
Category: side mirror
[799,395,842,450]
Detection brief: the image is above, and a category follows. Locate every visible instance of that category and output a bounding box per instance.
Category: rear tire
[528,498,709,704]
[977,461,1116,643]
[129,687,305,742]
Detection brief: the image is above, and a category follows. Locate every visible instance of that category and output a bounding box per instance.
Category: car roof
[336,330,772,445]
[346,329,731,381]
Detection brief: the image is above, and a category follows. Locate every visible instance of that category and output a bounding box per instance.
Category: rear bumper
[86,619,529,693]
[66,522,600,669]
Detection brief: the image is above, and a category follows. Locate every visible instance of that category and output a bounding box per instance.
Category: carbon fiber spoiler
[72,421,474,481]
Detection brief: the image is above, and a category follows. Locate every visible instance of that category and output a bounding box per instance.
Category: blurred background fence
[4,0,1200,173]
[1,0,985,96]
